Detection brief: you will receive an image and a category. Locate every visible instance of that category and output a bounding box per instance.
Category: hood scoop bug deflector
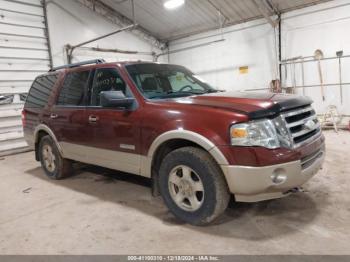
[248,95,313,120]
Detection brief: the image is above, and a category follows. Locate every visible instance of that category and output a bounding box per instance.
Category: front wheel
[159,147,230,225]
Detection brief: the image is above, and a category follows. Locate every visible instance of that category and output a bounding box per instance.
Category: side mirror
[100,91,135,109]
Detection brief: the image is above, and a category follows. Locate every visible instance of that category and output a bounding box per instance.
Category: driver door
[83,67,142,175]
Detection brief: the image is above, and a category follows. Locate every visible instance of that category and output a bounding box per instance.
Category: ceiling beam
[75,0,166,50]
[264,0,281,16]
[251,0,279,27]
[206,0,230,25]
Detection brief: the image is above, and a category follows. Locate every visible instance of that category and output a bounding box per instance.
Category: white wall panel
[168,19,277,92]
[0,0,165,156]
[0,0,50,155]
[169,0,350,115]
[46,0,162,66]
[281,0,350,114]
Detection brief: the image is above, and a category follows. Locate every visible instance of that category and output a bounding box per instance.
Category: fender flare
[142,130,229,177]
[34,124,64,156]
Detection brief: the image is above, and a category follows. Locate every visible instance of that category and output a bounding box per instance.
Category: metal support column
[42,0,53,69]
[278,15,282,83]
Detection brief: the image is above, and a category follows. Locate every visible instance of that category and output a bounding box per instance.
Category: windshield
[126,63,217,99]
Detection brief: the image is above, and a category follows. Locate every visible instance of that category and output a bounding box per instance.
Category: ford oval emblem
[305,119,316,130]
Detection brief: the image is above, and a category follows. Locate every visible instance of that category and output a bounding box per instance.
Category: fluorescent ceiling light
[164,0,185,10]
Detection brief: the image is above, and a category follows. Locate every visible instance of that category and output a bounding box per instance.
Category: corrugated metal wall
[0,0,51,156]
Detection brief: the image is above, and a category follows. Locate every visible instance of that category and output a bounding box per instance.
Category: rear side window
[57,71,90,106]
[25,74,58,108]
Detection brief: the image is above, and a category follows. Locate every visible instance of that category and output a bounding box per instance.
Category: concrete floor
[0,130,349,255]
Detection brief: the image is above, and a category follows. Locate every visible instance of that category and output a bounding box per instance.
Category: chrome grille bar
[291,122,320,138]
[294,130,322,148]
[278,105,321,149]
[282,106,313,118]
[286,114,318,128]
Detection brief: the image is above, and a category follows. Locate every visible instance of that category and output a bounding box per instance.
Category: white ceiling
[101,0,332,42]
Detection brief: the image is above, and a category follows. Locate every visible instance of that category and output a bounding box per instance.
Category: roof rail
[49,59,106,71]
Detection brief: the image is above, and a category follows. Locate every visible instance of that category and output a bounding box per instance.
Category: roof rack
[49,59,106,71]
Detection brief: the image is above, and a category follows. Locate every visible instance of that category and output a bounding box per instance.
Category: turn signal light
[231,128,248,138]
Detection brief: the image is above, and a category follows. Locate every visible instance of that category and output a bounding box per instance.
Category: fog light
[271,169,287,184]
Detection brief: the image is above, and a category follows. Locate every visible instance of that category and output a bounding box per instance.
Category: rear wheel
[39,135,73,179]
[159,147,230,225]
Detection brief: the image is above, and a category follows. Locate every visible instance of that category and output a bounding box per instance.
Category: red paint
[21,110,26,128]
[23,62,325,167]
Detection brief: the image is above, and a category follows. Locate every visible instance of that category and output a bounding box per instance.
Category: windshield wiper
[148,91,202,99]
[204,90,217,93]
[148,89,224,99]
[167,90,205,95]
[204,89,223,93]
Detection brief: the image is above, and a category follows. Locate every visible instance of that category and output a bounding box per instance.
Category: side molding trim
[60,142,141,175]
[34,126,230,180]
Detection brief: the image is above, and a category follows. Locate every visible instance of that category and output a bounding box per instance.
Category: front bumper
[221,146,325,202]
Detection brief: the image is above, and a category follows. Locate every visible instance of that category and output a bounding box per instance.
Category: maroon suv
[22,59,325,225]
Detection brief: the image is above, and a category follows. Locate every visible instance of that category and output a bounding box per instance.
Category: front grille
[279,106,321,148]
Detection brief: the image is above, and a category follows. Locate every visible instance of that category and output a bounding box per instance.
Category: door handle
[50,113,58,119]
[88,115,99,123]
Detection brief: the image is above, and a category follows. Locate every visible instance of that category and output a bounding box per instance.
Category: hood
[171,91,312,119]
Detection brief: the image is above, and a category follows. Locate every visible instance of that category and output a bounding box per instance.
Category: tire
[39,135,73,179]
[158,146,230,226]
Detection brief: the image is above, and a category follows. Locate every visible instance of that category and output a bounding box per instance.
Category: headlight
[230,119,280,149]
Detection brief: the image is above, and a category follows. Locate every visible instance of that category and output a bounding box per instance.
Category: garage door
[0,0,52,156]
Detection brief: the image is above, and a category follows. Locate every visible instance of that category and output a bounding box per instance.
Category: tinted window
[25,74,58,108]
[57,71,90,106]
[89,68,127,106]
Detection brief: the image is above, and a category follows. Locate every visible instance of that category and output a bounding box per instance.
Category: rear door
[83,67,142,175]
[49,69,91,162]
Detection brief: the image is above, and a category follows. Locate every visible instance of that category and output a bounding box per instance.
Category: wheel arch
[145,130,229,196]
[34,124,63,161]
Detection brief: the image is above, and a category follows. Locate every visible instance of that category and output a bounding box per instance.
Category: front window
[126,63,217,99]
[89,68,130,106]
